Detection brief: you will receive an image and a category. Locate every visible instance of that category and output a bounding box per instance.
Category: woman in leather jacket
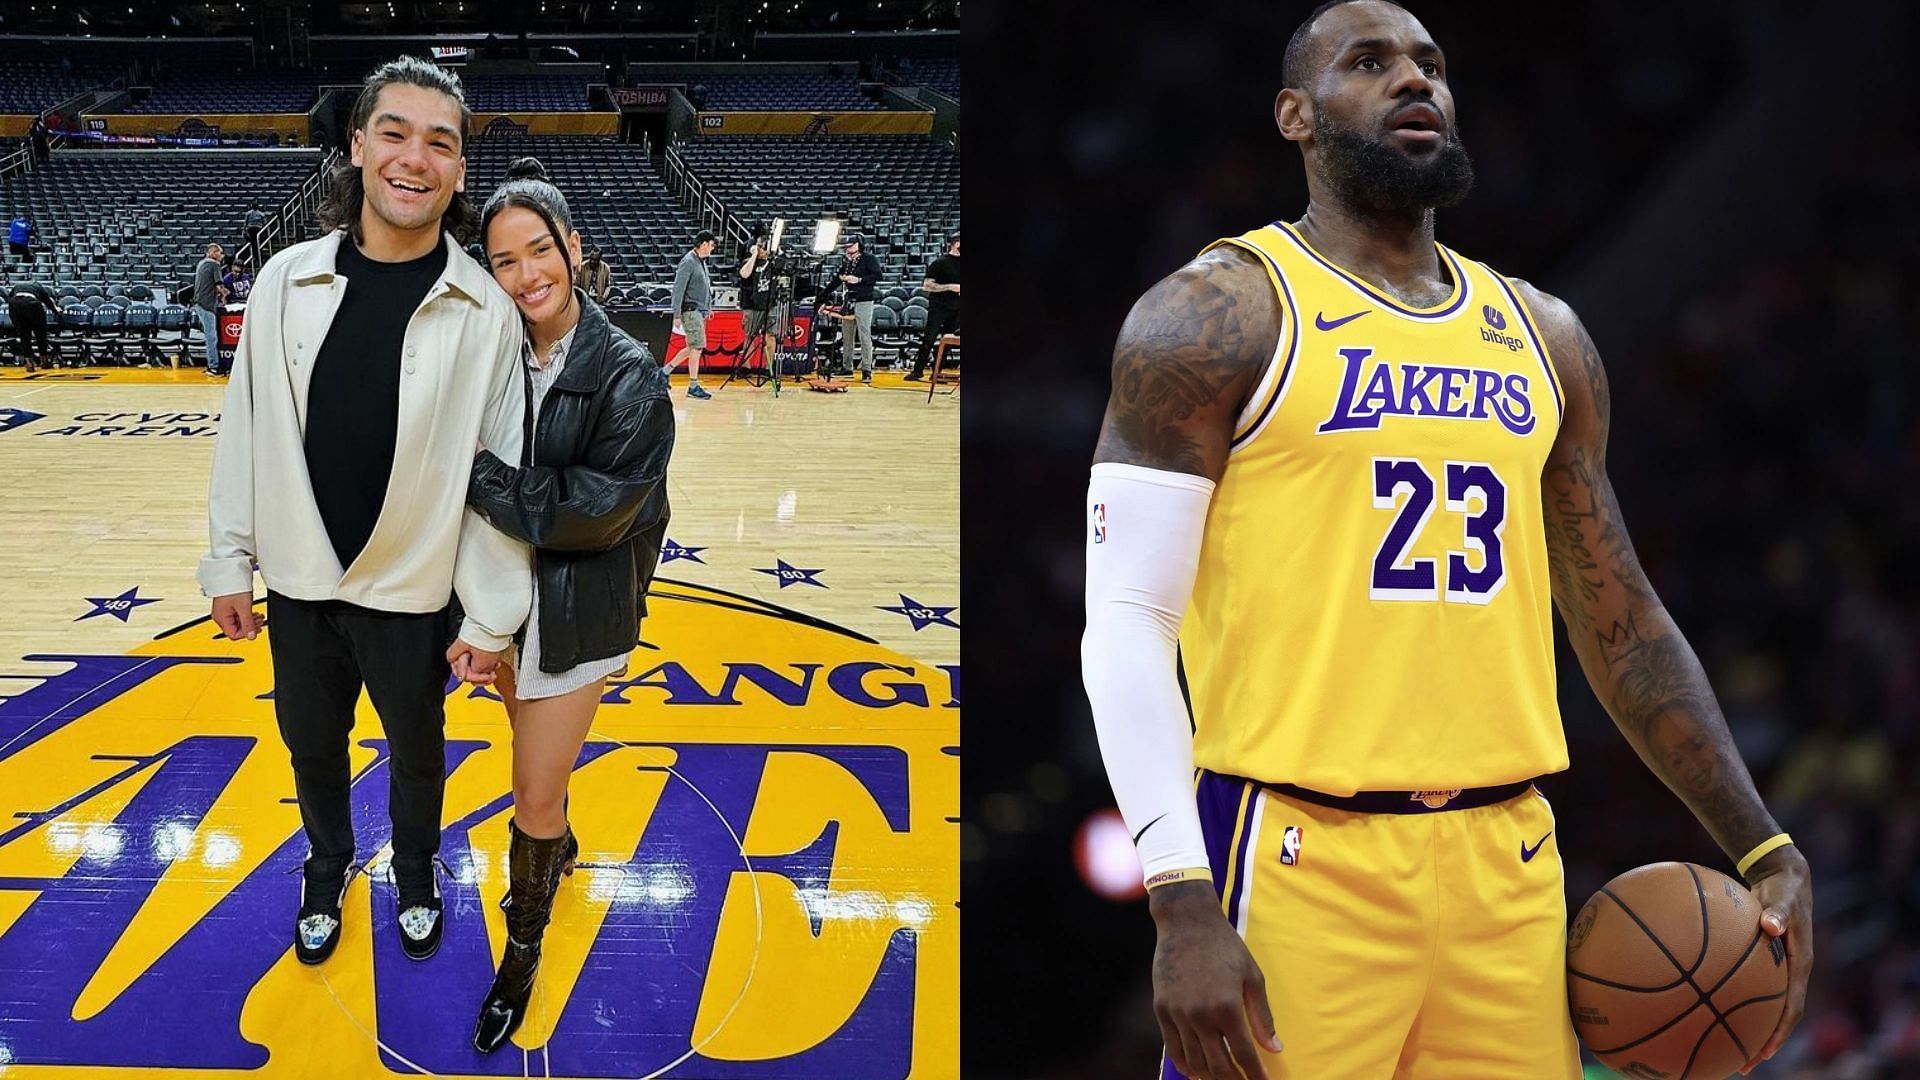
[455,157,675,1053]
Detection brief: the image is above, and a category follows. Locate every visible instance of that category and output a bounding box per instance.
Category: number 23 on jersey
[1369,457,1507,605]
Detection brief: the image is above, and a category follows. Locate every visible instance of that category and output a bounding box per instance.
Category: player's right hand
[210,592,261,641]
[1149,882,1282,1078]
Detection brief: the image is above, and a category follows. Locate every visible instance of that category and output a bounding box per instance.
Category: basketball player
[199,56,531,969]
[1081,4,1813,1077]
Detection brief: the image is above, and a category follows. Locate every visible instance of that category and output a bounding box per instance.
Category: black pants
[7,242,29,262]
[266,591,452,884]
[911,306,962,374]
[9,302,48,361]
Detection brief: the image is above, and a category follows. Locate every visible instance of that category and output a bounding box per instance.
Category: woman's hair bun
[505,156,550,182]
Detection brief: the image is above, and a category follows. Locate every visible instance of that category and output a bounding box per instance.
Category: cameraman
[907,232,960,382]
[738,233,780,376]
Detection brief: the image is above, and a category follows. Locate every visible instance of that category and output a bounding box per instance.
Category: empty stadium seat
[684,72,886,112]
[1,153,320,298]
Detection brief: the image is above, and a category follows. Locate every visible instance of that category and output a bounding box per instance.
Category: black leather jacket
[468,291,674,673]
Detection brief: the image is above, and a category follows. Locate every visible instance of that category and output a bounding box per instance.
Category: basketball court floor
[0,363,958,1078]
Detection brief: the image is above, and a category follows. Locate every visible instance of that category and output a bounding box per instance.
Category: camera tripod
[718,308,783,395]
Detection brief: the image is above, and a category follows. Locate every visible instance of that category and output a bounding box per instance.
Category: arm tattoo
[1542,446,1606,631]
[1542,299,1779,858]
[1095,252,1272,476]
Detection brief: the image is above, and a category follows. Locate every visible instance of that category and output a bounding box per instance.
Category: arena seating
[0,62,121,114]
[461,75,594,112]
[675,134,957,275]
[126,66,332,114]
[901,58,960,100]
[1,153,318,364]
[461,135,698,298]
[673,133,957,360]
[688,73,885,111]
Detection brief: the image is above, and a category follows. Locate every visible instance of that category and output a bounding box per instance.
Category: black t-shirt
[843,252,882,302]
[739,256,774,310]
[925,254,960,312]
[304,236,445,572]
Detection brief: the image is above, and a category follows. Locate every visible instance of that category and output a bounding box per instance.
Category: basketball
[1567,862,1789,1079]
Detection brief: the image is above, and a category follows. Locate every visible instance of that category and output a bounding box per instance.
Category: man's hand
[1150,882,1283,1079]
[446,639,503,686]
[1742,846,1813,1074]
[210,592,261,640]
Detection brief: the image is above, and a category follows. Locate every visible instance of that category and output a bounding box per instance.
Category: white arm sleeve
[1081,461,1216,886]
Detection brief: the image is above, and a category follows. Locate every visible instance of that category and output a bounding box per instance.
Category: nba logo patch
[1092,503,1106,544]
[1279,825,1302,866]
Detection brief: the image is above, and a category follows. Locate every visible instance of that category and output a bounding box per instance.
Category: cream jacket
[197,229,532,652]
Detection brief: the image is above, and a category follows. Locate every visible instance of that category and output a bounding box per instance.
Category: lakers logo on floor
[0,578,958,1078]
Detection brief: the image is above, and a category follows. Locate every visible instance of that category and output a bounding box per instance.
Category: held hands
[446,638,504,686]
[210,592,262,640]
[1740,846,1813,1075]
[1151,882,1283,1079]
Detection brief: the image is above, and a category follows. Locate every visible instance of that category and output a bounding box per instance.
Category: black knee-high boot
[473,819,573,1053]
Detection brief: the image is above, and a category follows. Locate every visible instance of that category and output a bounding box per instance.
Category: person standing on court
[737,232,780,377]
[1080,4,1812,1078]
[664,229,715,400]
[906,232,960,382]
[462,156,675,1055]
[193,242,224,374]
[837,233,882,383]
[198,55,532,971]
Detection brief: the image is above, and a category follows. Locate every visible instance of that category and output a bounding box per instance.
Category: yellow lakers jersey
[1181,221,1569,794]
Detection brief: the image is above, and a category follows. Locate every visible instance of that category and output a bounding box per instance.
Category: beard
[1313,110,1475,213]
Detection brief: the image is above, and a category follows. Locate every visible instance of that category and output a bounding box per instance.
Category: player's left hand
[1741,845,1812,1075]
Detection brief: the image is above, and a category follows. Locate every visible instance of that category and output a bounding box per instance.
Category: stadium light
[811,219,841,254]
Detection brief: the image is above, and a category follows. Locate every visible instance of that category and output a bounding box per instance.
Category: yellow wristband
[1143,867,1212,891]
[1736,832,1793,878]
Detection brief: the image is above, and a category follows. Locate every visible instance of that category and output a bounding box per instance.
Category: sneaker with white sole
[294,863,356,965]
[393,861,444,961]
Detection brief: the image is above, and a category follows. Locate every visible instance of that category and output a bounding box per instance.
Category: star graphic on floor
[76,586,162,623]
[877,594,959,631]
[752,559,828,589]
[660,538,707,564]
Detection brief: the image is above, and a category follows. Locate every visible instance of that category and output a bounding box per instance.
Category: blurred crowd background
[964,0,1920,1076]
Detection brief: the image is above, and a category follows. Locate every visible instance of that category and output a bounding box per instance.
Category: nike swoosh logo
[1314,309,1370,331]
[1133,813,1169,845]
[1520,831,1553,863]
